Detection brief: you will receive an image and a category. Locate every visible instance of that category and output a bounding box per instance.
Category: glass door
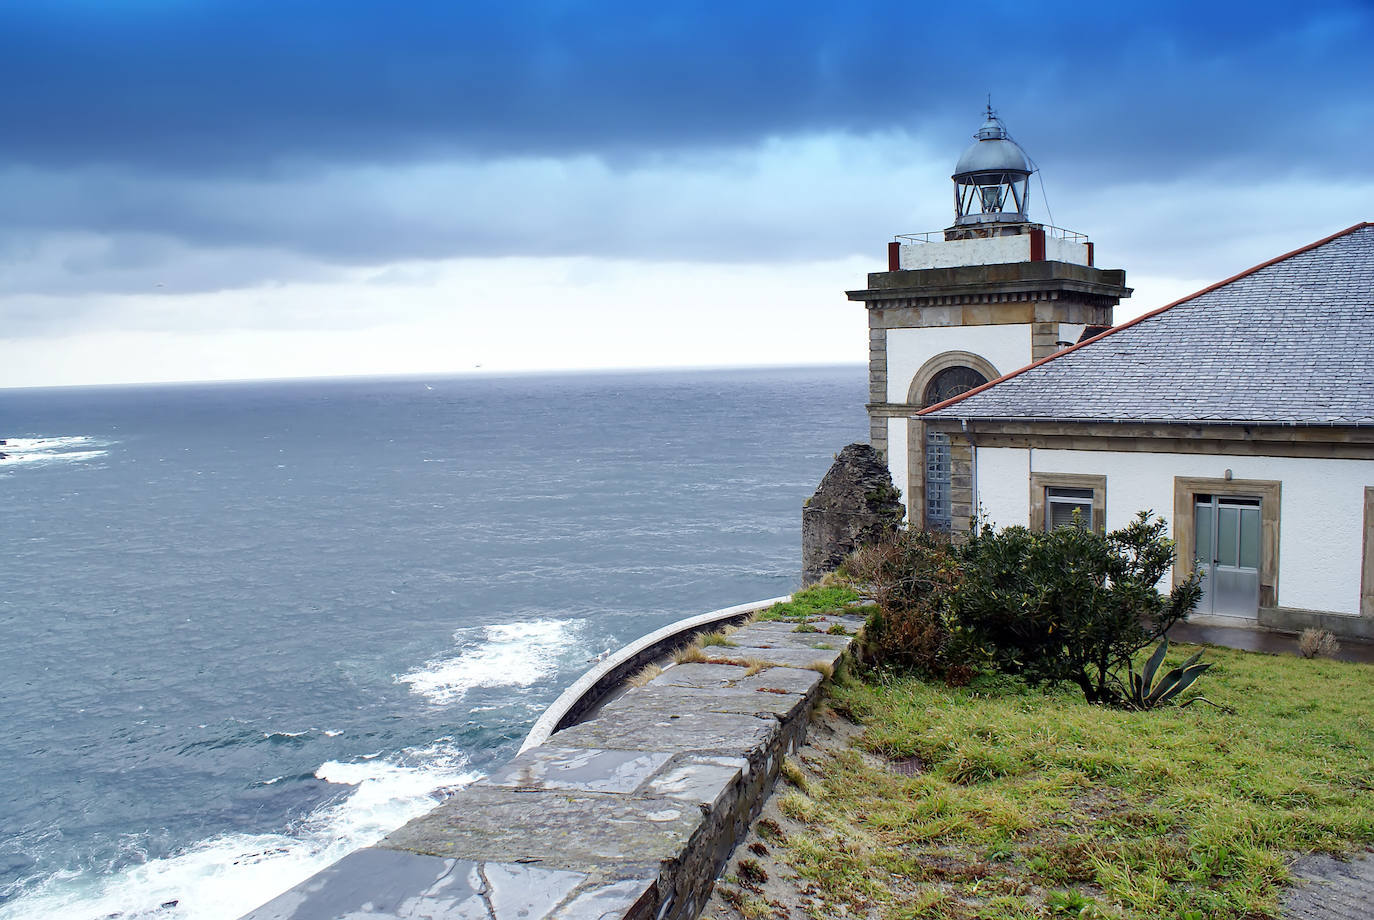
[1193,494,1261,618]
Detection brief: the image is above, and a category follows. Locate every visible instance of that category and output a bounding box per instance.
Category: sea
[0,366,867,920]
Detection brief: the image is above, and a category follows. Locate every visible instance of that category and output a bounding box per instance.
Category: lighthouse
[848,106,1132,533]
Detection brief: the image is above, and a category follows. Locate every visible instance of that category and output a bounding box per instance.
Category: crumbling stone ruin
[801,442,905,585]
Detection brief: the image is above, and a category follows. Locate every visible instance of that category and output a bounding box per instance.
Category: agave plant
[1125,638,1211,710]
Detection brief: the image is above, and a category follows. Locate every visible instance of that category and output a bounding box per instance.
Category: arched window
[921,366,987,531]
[922,366,988,409]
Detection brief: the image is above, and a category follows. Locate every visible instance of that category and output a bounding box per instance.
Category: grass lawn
[764,644,1374,919]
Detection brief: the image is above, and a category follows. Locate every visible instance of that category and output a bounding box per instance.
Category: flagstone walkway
[1283,850,1374,920]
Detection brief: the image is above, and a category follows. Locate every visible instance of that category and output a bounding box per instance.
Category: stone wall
[240,602,864,920]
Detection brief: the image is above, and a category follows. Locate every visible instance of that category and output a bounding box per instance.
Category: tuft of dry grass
[627,663,662,688]
[780,757,810,793]
[699,630,739,648]
[1299,627,1340,659]
[808,660,835,680]
[741,657,772,677]
[673,642,707,665]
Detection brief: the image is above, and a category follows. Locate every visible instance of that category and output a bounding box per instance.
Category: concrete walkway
[1283,851,1374,920]
[1166,621,1374,664]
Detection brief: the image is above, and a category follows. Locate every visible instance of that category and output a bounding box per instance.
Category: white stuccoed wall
[886,325,1025,404]
[972,446,1373,617]
[973,447,1031,529]
[1045,236,1090,264]
[886,419,909,521]
[898,235,1090,269]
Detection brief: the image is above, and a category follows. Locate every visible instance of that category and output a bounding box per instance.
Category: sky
[1,1,1372,388]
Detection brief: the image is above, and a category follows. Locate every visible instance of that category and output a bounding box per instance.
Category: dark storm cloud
[1,1,1370,179]
[1,0,1371,315]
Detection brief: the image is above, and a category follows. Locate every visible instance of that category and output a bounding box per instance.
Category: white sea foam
[0,435,109,467]
[396,618,584,706]
[0,741,478,920]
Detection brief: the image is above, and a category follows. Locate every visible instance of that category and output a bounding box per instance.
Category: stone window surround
[1029,472,1106,534]
[903,350,1000,530]
[1172,477,1281,609]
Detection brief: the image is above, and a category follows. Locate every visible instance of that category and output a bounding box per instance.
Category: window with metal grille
[1046,486,1094,530]
[925,432,952,531]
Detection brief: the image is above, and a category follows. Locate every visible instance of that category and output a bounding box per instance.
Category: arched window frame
[903,351,999,531]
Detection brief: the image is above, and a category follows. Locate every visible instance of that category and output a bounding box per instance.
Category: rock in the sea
[801,442,904,586]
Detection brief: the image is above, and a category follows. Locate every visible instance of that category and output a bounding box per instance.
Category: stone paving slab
[479,747,675,795]
[549,877,658,920]
[694,643,845,670]
[649,663,822,695]
[644,756,747,812]
[1283,851,1374,920]
[550,702,781,755]
[240,846,591,920]
[383,784,708,868]
[738,618,860,639]
[608,684,810,722]
[476,745,748,815]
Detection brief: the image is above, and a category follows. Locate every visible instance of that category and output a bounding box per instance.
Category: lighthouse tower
[848,106,1132,532]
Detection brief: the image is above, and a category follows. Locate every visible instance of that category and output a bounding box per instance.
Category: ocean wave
[0,740,478,920]
[396,618,584,706]
[0,435,109,468]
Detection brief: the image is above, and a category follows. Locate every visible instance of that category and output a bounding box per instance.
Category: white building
[851,108,1374,638]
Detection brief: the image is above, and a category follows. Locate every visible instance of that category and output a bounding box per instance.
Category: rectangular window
[925,432,952,532]
[1046,487,1094,530]
[1029,473,1106,533]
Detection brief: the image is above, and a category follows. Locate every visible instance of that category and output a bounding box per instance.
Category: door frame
[1172,477,1281,608]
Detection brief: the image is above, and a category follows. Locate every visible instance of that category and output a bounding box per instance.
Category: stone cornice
[847,260,1131,308]
[919,416,1374,460]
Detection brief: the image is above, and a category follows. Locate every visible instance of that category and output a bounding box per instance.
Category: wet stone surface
[645,757,747,811]
[694,643,845,670]
[240,615,857,920]
[613,684,809,721]
[240,847,589,920]
[550,703,782,755]
[480,747,674,794]
[648,663,821,695]
[383,784,708,868]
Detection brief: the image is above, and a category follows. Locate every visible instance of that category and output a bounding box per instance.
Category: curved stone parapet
[241,600,865,920]
[520,596,791,754]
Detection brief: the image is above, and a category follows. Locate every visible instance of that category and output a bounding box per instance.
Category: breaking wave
[397,619,585,706]
[0,741,478,920]
[0,435,109,468]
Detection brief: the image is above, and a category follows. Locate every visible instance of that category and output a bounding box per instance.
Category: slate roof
[921,222,1374,427]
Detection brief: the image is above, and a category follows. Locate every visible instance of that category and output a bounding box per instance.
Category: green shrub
[949,511,1202,704]
[847,511,1202,706]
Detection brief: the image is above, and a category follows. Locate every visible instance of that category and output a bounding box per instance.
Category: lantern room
[951,105,1033,232]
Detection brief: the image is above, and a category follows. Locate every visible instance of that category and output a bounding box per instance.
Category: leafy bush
[847,511,1203,706]
[949,511,1202,704]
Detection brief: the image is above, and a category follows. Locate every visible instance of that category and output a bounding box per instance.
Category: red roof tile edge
[916,221,1374,417]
